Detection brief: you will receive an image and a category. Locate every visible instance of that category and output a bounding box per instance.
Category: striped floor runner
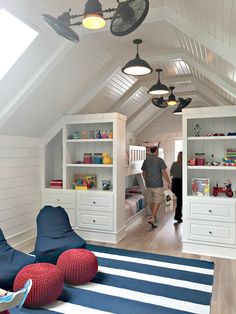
[12,245,214,314]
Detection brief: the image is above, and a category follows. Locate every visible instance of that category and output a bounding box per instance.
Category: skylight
[0,9,38,80]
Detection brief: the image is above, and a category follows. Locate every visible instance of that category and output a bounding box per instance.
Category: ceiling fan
[152,96,192,113]
[42,0,150,43]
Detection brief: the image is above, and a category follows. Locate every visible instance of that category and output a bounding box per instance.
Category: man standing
[141,146,171,228]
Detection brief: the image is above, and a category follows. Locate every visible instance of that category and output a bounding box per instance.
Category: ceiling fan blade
[42,14,80,42]
[179,97,192,109]
[152,97,168,108]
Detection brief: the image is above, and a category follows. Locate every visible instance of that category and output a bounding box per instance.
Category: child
[0,279,32,311]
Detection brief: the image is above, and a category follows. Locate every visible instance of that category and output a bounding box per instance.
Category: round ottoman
[57,249,98,285]
[13,263,64,308]
[0,311,10,314]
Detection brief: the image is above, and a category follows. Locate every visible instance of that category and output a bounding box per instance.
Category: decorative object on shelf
[83,153,92,164]
[213,133,225,136]
[96,130,102,139]
[73,131,81,139]
[206,154,221,166]
[223,148,236,166]
[192,178,210,196]
[194,123,201,137]
[109,130,113,139]
[101,130,108,139]
[188,158,196,166]
[81,130,88,139]
[89,130,95,139]
[102,180,112,191]
[194,153,205,165]
[227,132,236,136]
[212,180,233,197]
[74,173,96,190]
[93,153,103,164]
[42,0,149,42]
[102,152,113,164]
[148,69,169,96]
[122,39,152,76]
[49,179,63,189]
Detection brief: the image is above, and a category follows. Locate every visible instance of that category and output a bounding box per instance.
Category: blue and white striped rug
[12,244,214,314]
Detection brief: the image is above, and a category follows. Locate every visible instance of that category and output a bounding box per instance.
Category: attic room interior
[0,0,236,313]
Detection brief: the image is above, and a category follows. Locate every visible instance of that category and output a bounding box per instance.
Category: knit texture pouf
[13,263,64,308]
[0,311,10,314]
[57,249,98,285]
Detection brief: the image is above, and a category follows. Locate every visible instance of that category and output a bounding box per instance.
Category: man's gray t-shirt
[141,155,167,188]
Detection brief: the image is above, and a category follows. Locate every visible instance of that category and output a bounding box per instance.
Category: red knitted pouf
[0,311,10,314]
[13,263,64,308]
[57,249,98,285]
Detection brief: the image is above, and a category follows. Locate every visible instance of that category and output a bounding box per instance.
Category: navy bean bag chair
[35,206,86,264]
[0,229,36,290]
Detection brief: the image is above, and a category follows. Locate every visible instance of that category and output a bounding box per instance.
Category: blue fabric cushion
[0,229,36,290]
[35,206,86,264]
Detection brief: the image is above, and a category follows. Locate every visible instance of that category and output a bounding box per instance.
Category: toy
[194,124,201,137]
[101,130,108,139]
[102,152,112,164]
[109,130,113,139]
[96,130,102,139]
[212,181,233,197]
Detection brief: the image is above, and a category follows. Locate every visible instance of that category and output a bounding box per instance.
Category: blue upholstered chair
[0,229,35,290]
[34,206,86,264]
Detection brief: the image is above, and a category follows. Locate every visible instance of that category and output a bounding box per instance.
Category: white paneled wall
[136,109,182,174]
[0,135,42,247]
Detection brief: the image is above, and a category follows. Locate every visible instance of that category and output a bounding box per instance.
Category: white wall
[0,135,42,247]
[136,108,182,172]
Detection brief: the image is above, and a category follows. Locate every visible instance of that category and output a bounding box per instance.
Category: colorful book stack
[224,149,236,166]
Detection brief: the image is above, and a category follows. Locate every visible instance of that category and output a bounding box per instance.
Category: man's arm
[162,169,171,189]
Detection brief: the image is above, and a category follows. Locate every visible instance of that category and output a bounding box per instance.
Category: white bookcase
[42,113,127,243]
[182,106,236,259]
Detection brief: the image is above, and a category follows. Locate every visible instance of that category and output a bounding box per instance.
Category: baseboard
[7,227,36,251]
[125,208,148,231]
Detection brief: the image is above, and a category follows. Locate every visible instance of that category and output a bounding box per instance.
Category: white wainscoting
[0,135,42,247]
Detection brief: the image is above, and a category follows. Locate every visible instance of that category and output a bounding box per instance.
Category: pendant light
[167,86,177,106]
[122,39,153,76]
[148,69,170,95]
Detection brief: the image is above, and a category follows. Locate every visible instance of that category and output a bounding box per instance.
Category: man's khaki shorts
[146,187,164,204]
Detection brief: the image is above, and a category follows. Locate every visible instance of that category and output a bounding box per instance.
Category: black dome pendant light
[122,39,153,76]
[148,69,169,96]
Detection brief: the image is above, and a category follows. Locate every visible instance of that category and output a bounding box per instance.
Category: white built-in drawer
[43,190,76,227]
[187,219,235,245]
[43,190,76,208]
[76,192,113,211]
[189,202,235,222]
[77,210,113,231]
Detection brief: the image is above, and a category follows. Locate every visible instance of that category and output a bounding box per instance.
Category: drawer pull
[93,201,96,204]
[93,219,96,223]
[209,231,213,235]
[208,209,212,213]
[57,199,60,202]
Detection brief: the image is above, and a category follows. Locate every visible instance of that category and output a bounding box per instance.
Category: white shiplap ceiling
[0,0,235,137]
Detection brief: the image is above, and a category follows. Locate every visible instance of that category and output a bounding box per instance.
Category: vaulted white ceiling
[0,0,235,138]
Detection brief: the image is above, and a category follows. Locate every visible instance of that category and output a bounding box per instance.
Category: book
[192,178,210,196]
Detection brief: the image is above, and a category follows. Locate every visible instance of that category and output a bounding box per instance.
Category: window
[175,139,183,161]
[0,9,38,80]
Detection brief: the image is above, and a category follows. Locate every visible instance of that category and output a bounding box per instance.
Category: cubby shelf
[66,139,113,143]
[187,136,236,140]
[66,164,113,168]
[188,166,236,170]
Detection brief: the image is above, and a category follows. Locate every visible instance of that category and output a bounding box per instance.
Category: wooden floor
[23,206,236,314]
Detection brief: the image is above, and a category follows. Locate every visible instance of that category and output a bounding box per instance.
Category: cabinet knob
[93,201,96,204]
[93,219,96,223]
[57,199,60,202]
[208,209,212,213]
[209,231,212,235]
